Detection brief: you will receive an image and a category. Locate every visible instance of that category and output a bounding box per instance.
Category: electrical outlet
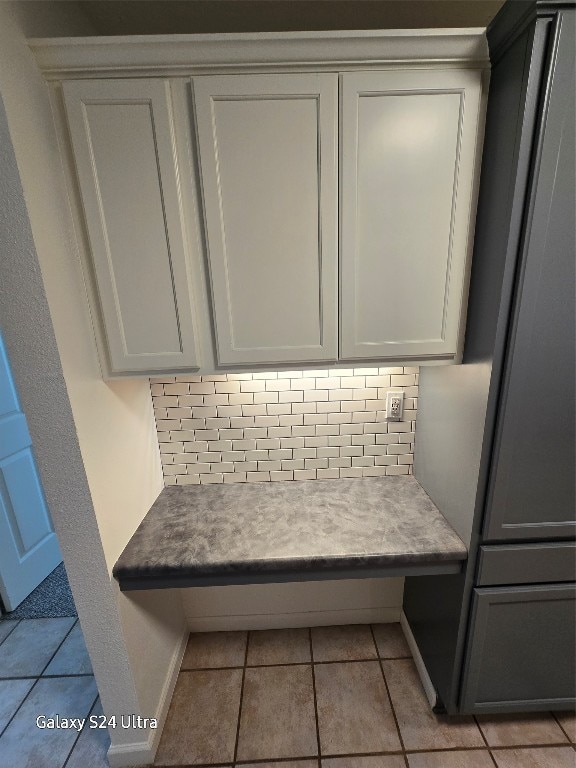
[385,391,404,421]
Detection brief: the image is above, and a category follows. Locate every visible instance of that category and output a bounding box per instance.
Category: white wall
[0,3,186,763]
[0,0,163,574]
[182,578,404,631]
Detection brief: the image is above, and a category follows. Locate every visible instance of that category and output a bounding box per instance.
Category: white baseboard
[106,739,153,768]
[400,609,439,710]
[187,605,401,632]
[107,626,188,768]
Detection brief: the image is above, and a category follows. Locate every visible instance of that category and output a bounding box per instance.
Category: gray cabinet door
[483,13,576,542]
[460,584,576,713]
[193,73,338,366]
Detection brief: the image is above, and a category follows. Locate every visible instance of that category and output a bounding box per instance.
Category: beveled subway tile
[0,618,75,678]
[315,661,400,754]
[407,750,495,768]
[247,628,311,666]
[323,756,405,768]
[237,665,317,760]
[492,746,576,768]
[382,659,483,751]
[65,698,110,768]
[554,712,576,742]
[0,676,97,768]
[476,712,569,747]
[371,623,411,658]
[44,622,92,676]
[181,631,247,669]
[0,678,34,732]
[311,624,377,662]
[155,669,242,765]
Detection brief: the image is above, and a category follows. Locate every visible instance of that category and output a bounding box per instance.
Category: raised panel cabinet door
[340,70,483,360]
[193,74,338,365]
[460,585,576,713]
[62,79,199,373]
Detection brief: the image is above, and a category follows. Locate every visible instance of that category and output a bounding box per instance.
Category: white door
[62,79,200,373]
[193,73,338,365]
[340,69,483,360]
[0,334,62,611]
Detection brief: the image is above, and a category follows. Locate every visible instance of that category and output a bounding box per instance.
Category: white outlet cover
[385,390,404,421]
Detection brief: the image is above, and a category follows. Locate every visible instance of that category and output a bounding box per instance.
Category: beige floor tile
[372,623,411,658]
[492,746,576,768]
[247,628,311,666]
[243,763,316,768]
[315,661,401,754]
[382,659,484,751]
[555,712,576,742]
[477,712,569,747]
[155,669,242,765]
[323,756,405,768]
[237,665,317,760]
[407,750,496,768]
[311,624,377,662]
[181,630,247,669]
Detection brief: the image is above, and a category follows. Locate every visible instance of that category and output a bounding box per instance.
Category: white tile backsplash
[151,367,418,486]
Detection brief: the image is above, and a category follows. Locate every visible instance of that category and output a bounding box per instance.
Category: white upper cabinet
[62,79,199,373]
[192,74,338,366]
[340,70,483,360]
[41,32,488,375]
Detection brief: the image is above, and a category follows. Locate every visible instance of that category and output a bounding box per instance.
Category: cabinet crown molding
[30,28,489,79]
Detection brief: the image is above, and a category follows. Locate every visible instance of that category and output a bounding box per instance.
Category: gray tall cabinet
[404,0,575,714]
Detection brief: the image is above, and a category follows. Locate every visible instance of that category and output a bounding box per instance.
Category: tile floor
[1,619,574,768]
[0,616,109,768]
[156,624,576,768]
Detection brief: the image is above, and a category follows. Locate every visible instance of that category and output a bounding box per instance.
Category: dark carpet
[0,563,77,619]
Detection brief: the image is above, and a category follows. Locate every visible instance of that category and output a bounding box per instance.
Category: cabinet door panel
[461,585,576,713]
[63,79,199,373]
[193,74,338,365]
[340,70,482,360]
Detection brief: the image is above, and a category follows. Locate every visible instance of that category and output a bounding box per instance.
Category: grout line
[156,745,567,768]
[0,676,41,740]
[0,673,94,681]
[158,759,323,768]
[180,655,412,674]
[0,618,78,685]
[0,619,21,648]
[232,631,250,764]
[551,711,575,744]
[403,744,572,753]
[309,628,322,763]
[61,692,100,768]
[474,714,499,767]
[472,715,498,768]
[370,626,409,768]
[0,618,90,761]
[39,618,78,677]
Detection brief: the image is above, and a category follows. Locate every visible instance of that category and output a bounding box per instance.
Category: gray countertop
[113,476,467,590]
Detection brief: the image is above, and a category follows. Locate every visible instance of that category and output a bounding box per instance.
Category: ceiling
[75,1,506,36]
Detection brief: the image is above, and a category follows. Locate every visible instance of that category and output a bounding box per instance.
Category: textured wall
[0,3,184,761]
[152,366,418,485]
[0,84,141,749]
